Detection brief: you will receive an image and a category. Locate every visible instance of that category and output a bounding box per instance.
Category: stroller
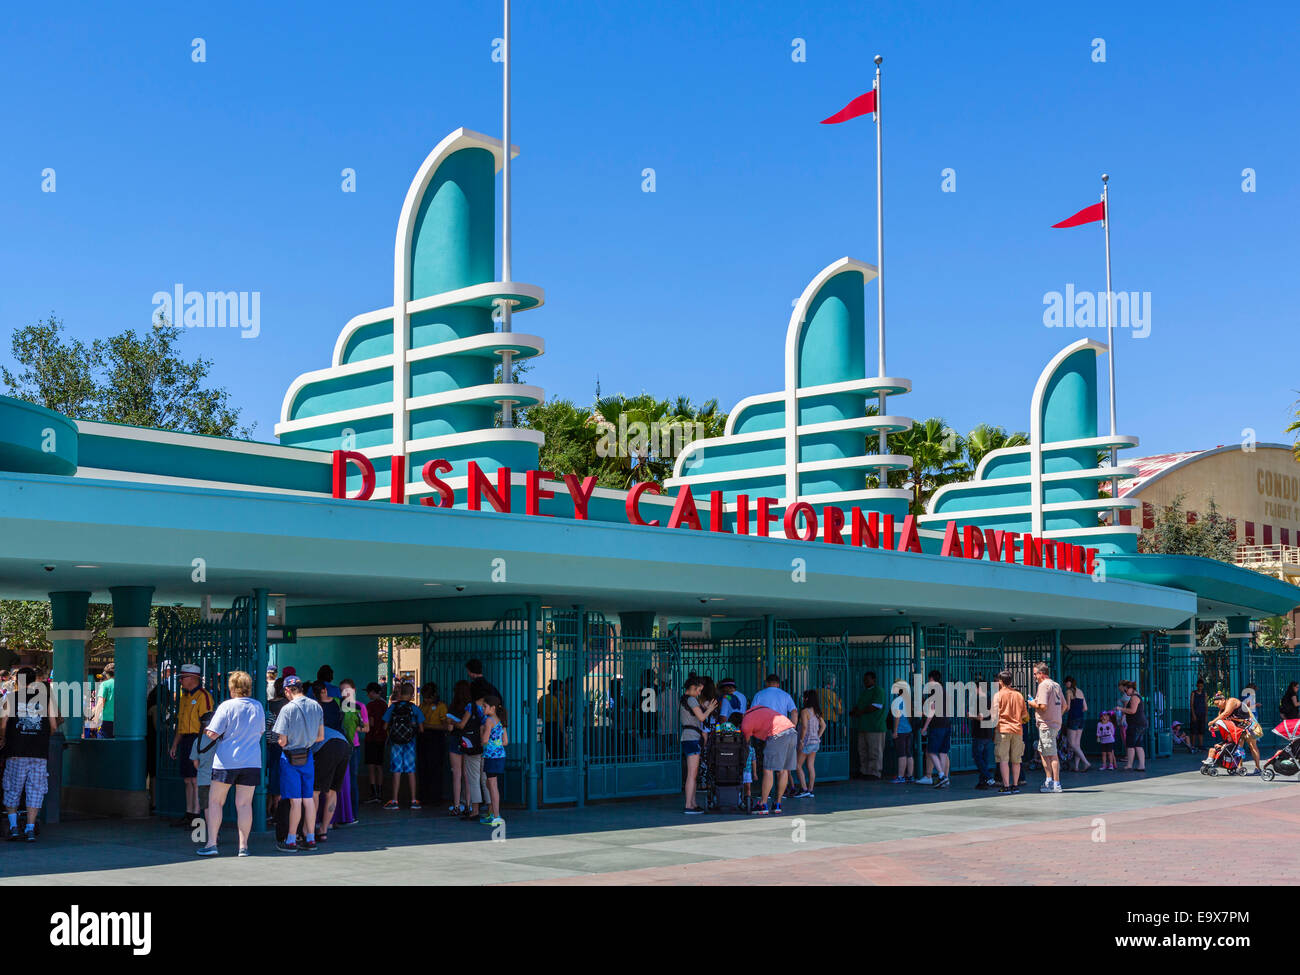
[1201,716,1248,776]
[705,727,748,812]
[1261,718,1300,782]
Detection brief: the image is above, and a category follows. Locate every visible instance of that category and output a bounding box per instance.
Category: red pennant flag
[821,90,877,124]
[1051,201,1106,228]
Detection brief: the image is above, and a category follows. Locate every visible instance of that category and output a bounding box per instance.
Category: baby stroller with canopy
[1201,715,1248,775]
[1262,718,1300,782]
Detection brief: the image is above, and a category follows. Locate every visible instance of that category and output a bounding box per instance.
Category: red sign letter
[668,486,703,530]
[784,502,818,541]
[735,494,750,535]
[626,482,662,526]
[563,474,598,520]
[527,470,555,517]
[898,515,922,553]
[709,491,731,534]
[851,509,879,548]
[331,450,375,501]
[941,521,963,557]
[420,459,454,507]
[757,497,779,537]
[822,505,845,544]
[468,462,511,512]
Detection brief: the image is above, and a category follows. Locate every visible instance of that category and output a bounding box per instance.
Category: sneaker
[489,816,504,826]
[906,776,915,783]
[752,803,769,816]
[448,805,462,816]
[1011,786,1021,794]
[997,785,1010,795]
[916,776,934,785]
[890,775,907,784]
[803,791,815,799]
[6,825,19,841]
[1052,782,1063,793]
[383,800,399,810]
[1040,780,1055,793]
[24,829,37,843]
[195,845,219,856]
[479,813,495,824]
[772,803,783,815]
[238,848,250,857]
[986,777,996,786]
[410,801,423,811]
[300,840,317,852]
[938,777,950,789]
[277,840,297,853]
[364,794,382,804]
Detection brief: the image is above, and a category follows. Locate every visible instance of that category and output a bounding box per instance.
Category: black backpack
[388,701,417,745]
[459,705,484,755]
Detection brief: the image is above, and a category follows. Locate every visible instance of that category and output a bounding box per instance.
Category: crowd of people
[157,657,508,856]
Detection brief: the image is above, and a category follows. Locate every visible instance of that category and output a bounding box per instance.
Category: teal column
[1169,618,1196,725]
[108,586,154,792]
[1226,615,1252,700]
[525,600,539,811]
[574,605,586,808]
[108,587,154,744]
[1052,630,1062,680]
[252,588,270,831]
[49,591,91,740]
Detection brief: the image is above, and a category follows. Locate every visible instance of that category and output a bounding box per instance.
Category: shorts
[364,740,384,766]
[463,753,486,804]
[763,729,798,772]
[278,752,316,800]
[801,740,820,755]
[211,767,260,788]
[1066,717,1084,732]
[484,756,506,777]
[1189,716,1206,735]
[2,757,48,809]
[389,741,416,773]
[1037,728,1059,757]
[1125,724,1146,749]
[927,725,951,755]
[894,732,913,755]
[314,738,351,793]
[178,734,199,778]
[742,770,753,785]
[446,735,462,755]
[994,730,1025,764]
[681,739,701,757]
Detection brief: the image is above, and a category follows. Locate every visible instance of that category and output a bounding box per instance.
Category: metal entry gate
[921,626,1006,773]
[772,623,851,782]
[1063,637,1168,757]
[421,615,530,805]
[154,596,258,819]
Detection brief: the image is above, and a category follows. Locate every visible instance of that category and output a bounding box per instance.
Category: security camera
[455,585,465,592]
[42,565,55,573]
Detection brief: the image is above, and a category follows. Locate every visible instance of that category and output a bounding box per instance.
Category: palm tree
[1287,394,1300,460]
[890,417,966,514]
[964,423,1028,471]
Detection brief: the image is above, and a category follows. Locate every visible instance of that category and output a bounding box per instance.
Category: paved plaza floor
[4,755,1296,885]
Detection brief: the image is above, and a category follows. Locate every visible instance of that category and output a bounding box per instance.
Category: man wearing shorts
[310,725,352,841]
[740,704,797,815]
[1,668,59,842]
[1028,662,1065,792]
[169,664,213,828]
[992,670,1028,795]
[919,669,951,788]
[273,675,324,851]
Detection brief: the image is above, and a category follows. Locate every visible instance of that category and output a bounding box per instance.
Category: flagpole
[874,55,888,490]
[1102,173,1118,523]
[499,0,515,427]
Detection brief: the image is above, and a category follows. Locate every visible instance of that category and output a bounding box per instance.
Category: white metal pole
[1102,174,1118,523]
[499,0,514,427]
[874,55,888,490]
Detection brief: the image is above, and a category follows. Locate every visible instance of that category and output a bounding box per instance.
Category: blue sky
[2,0,1296,457]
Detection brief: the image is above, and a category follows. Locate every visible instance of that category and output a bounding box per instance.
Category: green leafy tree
[1287,393,1300,460]
[1139,494,1238,561]
[1,314,253,654]
[887,417,967,515]
[963,423,1028,472]
[523,397,621,488]
[0,316,98,416]
[1257,616,1293,652]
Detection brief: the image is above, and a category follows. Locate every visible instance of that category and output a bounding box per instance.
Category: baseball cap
[180,664,201,676]
[267,665,277,674]
[719,677,736,687]
[284,675,302,688]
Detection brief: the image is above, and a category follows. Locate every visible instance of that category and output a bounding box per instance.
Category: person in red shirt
[740,705,798,815]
